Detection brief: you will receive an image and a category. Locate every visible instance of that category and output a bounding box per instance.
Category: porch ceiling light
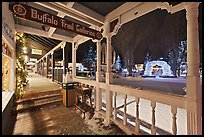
[42,25,49,32]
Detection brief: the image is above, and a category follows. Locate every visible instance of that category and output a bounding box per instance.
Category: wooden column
[123,94,127,126]
[105,22,113,125]
[51,51,54,82]
[95,40,103,117]
[96,40,102,82]
[36,62,39,74]
[41,60,43,76]
[61,43,66,75]
[72,42,76,78]
[61,43,66,83]
[135,97,140,133]
[101,44,106,64]
[114,92,117,121]
[113,49,116,64]
[46,55,49,78]
[185,2,202,135]
[106,34,113,84]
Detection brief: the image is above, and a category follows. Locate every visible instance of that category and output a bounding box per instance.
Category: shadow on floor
[102,102,173,135]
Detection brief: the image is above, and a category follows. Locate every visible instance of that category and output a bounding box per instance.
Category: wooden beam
[48,12,66,37]
[15,24,73,42]
[105,2,186,26]
[55,2,104,24]
[73,35,91,46]
[34,2,103,27]
[66,2,75,8]
[29,34,56,48]
[37,41,66,63]
[105,2,143,22]
[168,2,185,13]
[27,38,51,51]
[27,35,52,49]
[120,2,160,25]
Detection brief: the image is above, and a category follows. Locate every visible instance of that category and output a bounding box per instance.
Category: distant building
[68,63,84,72]
[135,64,144,72]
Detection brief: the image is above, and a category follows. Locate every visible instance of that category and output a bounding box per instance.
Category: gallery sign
[29,58,38,62]
[31,49,42,55]
[9,3,103,40]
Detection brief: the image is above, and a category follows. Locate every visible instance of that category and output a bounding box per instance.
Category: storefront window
[2,39,12,92]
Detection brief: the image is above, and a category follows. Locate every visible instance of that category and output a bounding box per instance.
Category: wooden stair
[13,90,63,113]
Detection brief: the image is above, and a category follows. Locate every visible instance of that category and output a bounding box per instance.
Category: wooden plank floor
[5,73,126,135]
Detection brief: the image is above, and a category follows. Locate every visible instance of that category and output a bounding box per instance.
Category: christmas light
[15,32,28,99]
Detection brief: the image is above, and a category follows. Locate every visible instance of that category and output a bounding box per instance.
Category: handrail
[74,78,186,109]
[73,77,189,135]
[109,84,186,109]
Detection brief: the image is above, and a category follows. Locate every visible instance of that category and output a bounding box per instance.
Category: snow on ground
[122,76,186,83]
[100,77,191,135]
[100,91,187,135]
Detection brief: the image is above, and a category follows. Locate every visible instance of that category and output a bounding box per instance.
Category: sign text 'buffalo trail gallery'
[9,3,103,40]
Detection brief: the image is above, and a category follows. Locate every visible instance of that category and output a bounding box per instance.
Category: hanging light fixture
[42,25,49,31]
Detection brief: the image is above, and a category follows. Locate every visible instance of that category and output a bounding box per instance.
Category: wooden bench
[74,85,94,118]
[75,86,93,106]
[74,103,94,118]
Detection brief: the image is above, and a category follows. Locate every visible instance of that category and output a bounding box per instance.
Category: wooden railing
[110,90,186,135]
[73,77,192,135]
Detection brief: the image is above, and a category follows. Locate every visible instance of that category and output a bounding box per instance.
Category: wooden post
[185,2,202,135]
[135,97,140,133]
[105,21,113,126]
[123,94,127,126]
[171,106,177,135]
[72,42,76,78]
[114,92,117,121]
[151,101,156,135]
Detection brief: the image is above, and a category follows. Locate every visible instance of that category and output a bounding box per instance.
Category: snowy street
[113,77,186,95]
[112,76,202,95]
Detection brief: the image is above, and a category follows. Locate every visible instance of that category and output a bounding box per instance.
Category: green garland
[15,32,28,99]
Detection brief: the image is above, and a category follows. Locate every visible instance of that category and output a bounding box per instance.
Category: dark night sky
[76,40,96,62]
[112,3,202,64]
[54,40,96,63]
[57,4,202,65]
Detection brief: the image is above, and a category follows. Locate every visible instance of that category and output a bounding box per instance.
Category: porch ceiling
[78,2,125,16]
[24,33,61,50]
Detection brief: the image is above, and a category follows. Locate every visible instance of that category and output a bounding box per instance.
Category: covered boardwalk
[3,2,202,135]
[9,73,125,135]
[10,74,188,135]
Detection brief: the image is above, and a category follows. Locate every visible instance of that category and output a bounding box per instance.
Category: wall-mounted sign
[31,49,42,55]
[2,17,15,42]
[29,58,38,62]
[9,3,103,40]
[2,42,12,58]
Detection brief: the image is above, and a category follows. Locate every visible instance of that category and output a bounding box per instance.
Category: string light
[2,56,10,91]
[15,32,29,99]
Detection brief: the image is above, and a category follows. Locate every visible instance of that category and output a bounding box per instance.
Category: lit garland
[2,57,10,91]
[15,32,28,99]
